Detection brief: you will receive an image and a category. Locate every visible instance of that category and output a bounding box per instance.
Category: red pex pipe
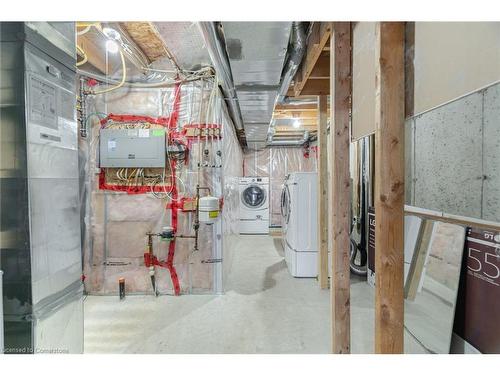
[99,83,183,295]
[165,83,182,295]
[99,113,173,128]
[166,159,180,295]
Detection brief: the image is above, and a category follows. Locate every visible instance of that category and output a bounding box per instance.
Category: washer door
[280,187,286,217]
[242,184,266,209]
[281,185,291,224]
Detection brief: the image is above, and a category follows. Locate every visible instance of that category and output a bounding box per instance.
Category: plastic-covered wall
[80,80,243,295]
[243,147,317,226]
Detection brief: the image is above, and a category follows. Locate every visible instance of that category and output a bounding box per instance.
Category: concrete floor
[84,235,385,353]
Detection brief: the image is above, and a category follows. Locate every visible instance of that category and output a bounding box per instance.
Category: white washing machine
[239,177,270,234]
[282,172,318,277]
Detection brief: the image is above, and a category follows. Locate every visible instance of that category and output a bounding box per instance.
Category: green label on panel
[152,129,165,137]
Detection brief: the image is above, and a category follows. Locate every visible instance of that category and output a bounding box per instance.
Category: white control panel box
[99,128,166,168]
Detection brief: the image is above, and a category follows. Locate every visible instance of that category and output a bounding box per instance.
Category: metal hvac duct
[275,22,307,106]
[266,22,309,146]
[221,22,292,148]
[198,22,245,135]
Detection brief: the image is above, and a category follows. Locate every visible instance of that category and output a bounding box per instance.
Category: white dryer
[282,172,318,277]
[239,177,270,234]
[280,174,291,250]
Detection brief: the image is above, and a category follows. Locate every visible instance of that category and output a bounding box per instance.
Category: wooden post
[374,22,405,354]
[330,22,351,354]
[317,95,329,289]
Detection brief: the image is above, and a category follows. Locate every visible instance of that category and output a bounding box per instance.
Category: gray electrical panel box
[99,128,166,168]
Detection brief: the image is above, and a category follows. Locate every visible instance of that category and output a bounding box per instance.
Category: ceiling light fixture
[102,27,122,41]
[105,40,119,54]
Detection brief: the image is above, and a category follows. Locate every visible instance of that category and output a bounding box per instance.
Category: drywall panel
[414,22,500,115]
[414,92,483,218]
[352,22,376,141]
[482,84,500,222]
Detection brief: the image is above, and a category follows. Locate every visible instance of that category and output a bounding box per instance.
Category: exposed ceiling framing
[119,22,167,63]
[76,21,331,149]
[289,22,332,97]
[267,22,333,145]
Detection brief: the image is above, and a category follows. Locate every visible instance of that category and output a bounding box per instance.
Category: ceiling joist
[293,22,332,97]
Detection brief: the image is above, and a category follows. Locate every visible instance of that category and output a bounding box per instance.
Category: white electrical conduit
[78,68,213,89]
[114,23,151,70]
[76,45,88,67]
[207,76,219,167]
[158,86,186,202]
[197,79,205,178]
[141,66,213,75]
[204,77,217,167]
[78,22,149,73]
[77,22,101,36]
[77,25,92,36]
[76,23,202,89]
[92,49,127,95]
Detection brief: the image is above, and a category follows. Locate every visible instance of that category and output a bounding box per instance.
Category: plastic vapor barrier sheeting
[79,80,242,295]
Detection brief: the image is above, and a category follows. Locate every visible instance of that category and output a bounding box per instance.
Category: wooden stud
[275,103,318,111]
[275,125,317,132]
[317,95,329,289]
[374,22,405,354]
[297,79,330,96]
[273,109,318,120]
[273,130,316,135]
[274,119,318,127]
[330,22,351,354]
[404,204,500,231]
[309,55,330,79]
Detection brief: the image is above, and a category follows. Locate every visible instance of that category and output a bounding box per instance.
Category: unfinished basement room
[0,1,499,371]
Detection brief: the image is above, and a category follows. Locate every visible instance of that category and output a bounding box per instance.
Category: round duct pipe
[197,22,245,133]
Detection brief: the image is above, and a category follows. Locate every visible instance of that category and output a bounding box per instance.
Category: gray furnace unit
[0,22,83,353]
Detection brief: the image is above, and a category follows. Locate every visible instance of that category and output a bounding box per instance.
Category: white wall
[414,22,500,114]
[352,22,376,141]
